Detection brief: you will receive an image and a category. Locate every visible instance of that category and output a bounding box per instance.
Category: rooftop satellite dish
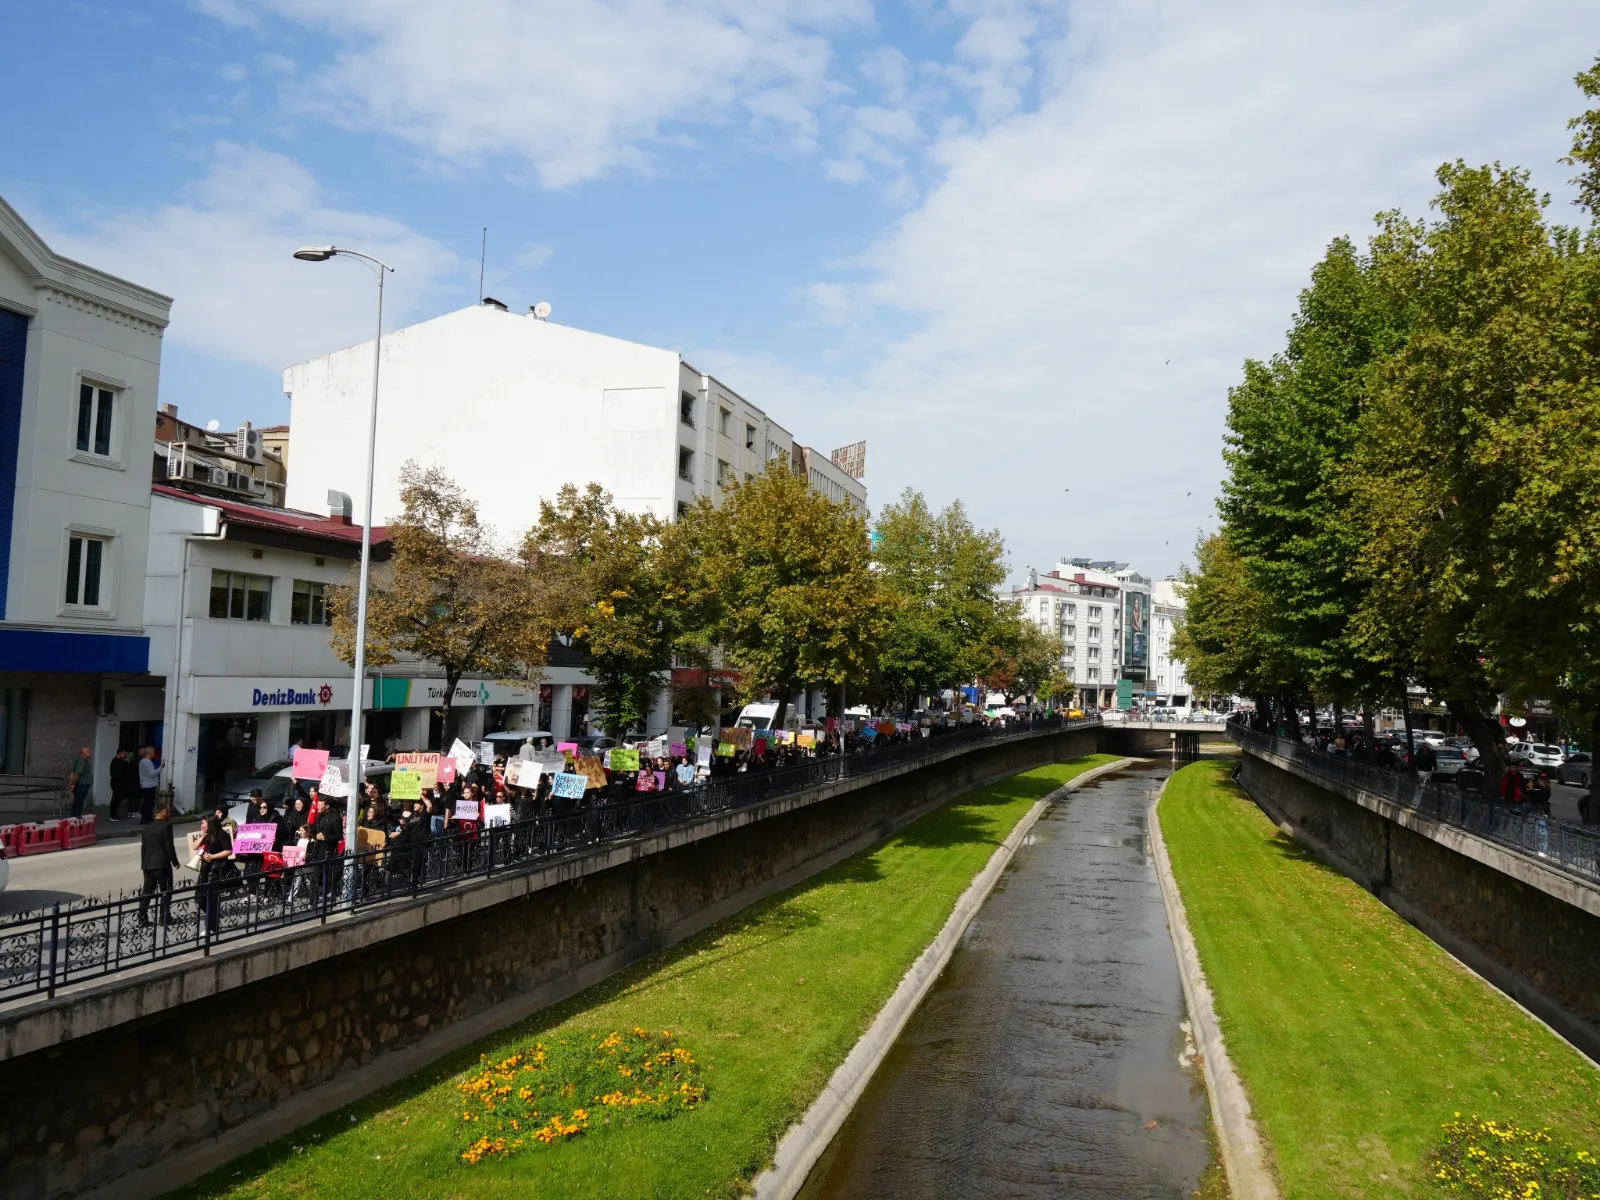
[532,301,552,320]
[205,419,221,432]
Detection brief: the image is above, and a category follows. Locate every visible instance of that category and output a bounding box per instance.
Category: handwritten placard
[390,769,422,801]
[318,762,349,798]
[455,799,480,822]
[610,747,641,771]
[436,758,457,786]
[281,844,306,868]
[697,743,713,766]
[356,827,387,854]
[450,738,478,777]
[292,747,330,781]
[552,772,586,799]
[485,803,512,828]
[716,741,736,757]
[669,741,686,758]
[797,732,816,748]
[477,741,496,765]
[394,752,440,788]
[556,741,579,754]
[576,756,609,788]
[232,823,278,855]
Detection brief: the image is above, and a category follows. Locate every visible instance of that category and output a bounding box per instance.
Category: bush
[456,1028,707,1164]
[1427,1115,1600,1199]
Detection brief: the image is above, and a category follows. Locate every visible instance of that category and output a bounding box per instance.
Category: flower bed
[1428,1116,1600,1199]
[457,1028,706,1163]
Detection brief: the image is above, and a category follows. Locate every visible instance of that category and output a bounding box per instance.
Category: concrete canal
[798,763,1212,1199]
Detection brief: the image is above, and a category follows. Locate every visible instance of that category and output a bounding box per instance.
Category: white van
[736,702,797,732]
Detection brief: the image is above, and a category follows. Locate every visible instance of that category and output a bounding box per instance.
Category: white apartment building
[1006,559,1160,710]
[0,196,171,797]
[1151,577,1191,712]
[282,302,866,539]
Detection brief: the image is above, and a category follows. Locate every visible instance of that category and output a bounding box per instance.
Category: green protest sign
[716,741,736,757]
[390,769,422,801]
[610,747,641,771]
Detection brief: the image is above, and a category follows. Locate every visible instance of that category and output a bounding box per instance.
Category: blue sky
[4,0,1600,579]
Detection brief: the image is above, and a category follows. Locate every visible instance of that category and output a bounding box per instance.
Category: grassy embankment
[1159,759,1600,1198]
[169,754,1120,1200]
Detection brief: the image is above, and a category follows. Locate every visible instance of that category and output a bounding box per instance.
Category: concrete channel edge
[749,756,1137,1200]
[1146,775,1282,1200]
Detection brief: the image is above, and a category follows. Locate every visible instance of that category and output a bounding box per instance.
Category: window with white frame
[1088,605,1102,619]
[63,533,107,608]
[1065,602,1076,617]
[1087,667,1100,681]
[76,383,115,457]
[677,446,695,482]
[291,579,332,626]
[1088,626,1100,641]
[1088,646,1100,660]
[210,570,272,621]
[719,408,732,436]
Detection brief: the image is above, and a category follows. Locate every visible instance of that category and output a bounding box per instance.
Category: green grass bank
[1159,759,1600,1198]
[168,754,1119,1200]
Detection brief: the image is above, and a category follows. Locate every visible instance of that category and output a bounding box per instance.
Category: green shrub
[1427,1115,1600,1199]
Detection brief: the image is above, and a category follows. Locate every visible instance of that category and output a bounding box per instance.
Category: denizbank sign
[185,676,530,715]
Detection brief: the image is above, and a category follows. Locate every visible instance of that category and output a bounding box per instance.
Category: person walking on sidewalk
[138,805,180,926]
[109,748,137,822]
[137,746,161,825]
[68,746,92,818]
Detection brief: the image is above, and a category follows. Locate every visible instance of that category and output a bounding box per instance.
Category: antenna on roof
[478,227,487,304]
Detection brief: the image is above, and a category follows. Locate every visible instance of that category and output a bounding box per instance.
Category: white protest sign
[477,741,496,766]
[485,803,513,828]
[455,799,480,822]
[318,762,349,798]
[450,738,477,779]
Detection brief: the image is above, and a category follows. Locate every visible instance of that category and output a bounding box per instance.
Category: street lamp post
[293,245,392,897]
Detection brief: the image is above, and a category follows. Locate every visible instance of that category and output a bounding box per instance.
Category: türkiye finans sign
[252,683,336,708]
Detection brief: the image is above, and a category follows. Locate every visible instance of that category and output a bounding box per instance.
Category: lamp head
[293,245,337,262]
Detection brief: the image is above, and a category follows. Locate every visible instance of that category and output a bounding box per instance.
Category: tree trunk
[772,687,794,735]
[1449,700,1507,798]
[440,667,463,753]
[1279,695,1301,737]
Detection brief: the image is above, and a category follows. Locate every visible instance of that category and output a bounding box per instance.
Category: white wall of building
[284,305,864,540]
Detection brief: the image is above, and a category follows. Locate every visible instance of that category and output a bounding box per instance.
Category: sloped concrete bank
[0,725,1103,1200]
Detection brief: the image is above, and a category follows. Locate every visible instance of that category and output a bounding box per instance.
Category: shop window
[291,579,332,626]
[210,570,272,621]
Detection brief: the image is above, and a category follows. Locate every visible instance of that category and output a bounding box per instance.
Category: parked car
[1442,736,1480,763]
[1558,751,1592,787]
[1428,746,1471,778]
[1506,741,1534,764]
[1099,709,1128,725]
[1523,744,1565,770]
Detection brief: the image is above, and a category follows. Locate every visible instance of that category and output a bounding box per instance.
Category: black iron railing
[1227,722,1600,884]
[0,715,1099,1002]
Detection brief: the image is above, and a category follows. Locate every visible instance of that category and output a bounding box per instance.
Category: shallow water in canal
[797,763,1211,1200]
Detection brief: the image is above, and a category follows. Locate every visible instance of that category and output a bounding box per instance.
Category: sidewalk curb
[1147,773,1281,1200]
[750,756,1137,1200]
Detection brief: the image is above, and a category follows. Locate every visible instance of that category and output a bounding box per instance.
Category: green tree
[331,463,555,749]
[981,615,1063,705]
[1563,56,1600,215]
[872,489,1010,705]
[666,460,893,731]
[522,483,674,740]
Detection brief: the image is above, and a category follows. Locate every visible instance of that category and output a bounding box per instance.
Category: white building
[283,302,866,538]
[1005,559,1160,710]
[1151,577,1191,712]
[0,196,172,798]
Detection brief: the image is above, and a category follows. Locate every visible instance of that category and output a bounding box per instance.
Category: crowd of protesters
[136,705,1071,930]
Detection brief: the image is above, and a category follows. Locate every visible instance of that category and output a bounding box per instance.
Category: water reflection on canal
[797,763,1210,1199]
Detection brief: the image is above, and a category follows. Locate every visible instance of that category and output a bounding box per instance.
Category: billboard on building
[830,441,867,479]
[1123,590,1149,679]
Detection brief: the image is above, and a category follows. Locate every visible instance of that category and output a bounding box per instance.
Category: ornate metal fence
[0,715,1099,1001]
[1227,722,1600,883]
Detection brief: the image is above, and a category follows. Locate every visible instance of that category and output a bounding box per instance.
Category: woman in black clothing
[197,815,235,934]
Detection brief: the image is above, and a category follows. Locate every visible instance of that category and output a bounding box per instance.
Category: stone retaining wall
[1238,750,1600,1054]
[0,726,1102,1200]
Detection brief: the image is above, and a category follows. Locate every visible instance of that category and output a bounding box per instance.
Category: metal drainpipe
[162,515,228,810]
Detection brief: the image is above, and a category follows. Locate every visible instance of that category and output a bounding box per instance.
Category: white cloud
[215,0,872,187]
[42,143,462,372]
[804,0,1600,578]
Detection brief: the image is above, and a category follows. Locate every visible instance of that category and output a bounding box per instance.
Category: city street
[3,822,201,915]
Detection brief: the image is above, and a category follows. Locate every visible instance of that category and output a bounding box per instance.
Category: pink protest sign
[281,844,306,868]
[232,824,278,855]
[669,742,686,758]
[291,747,330,780]
[557,741,579,754]
[436,758,457,785]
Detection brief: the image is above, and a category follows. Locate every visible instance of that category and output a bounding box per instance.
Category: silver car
[1557,752,1592,787]
[1428,746,1470,778]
